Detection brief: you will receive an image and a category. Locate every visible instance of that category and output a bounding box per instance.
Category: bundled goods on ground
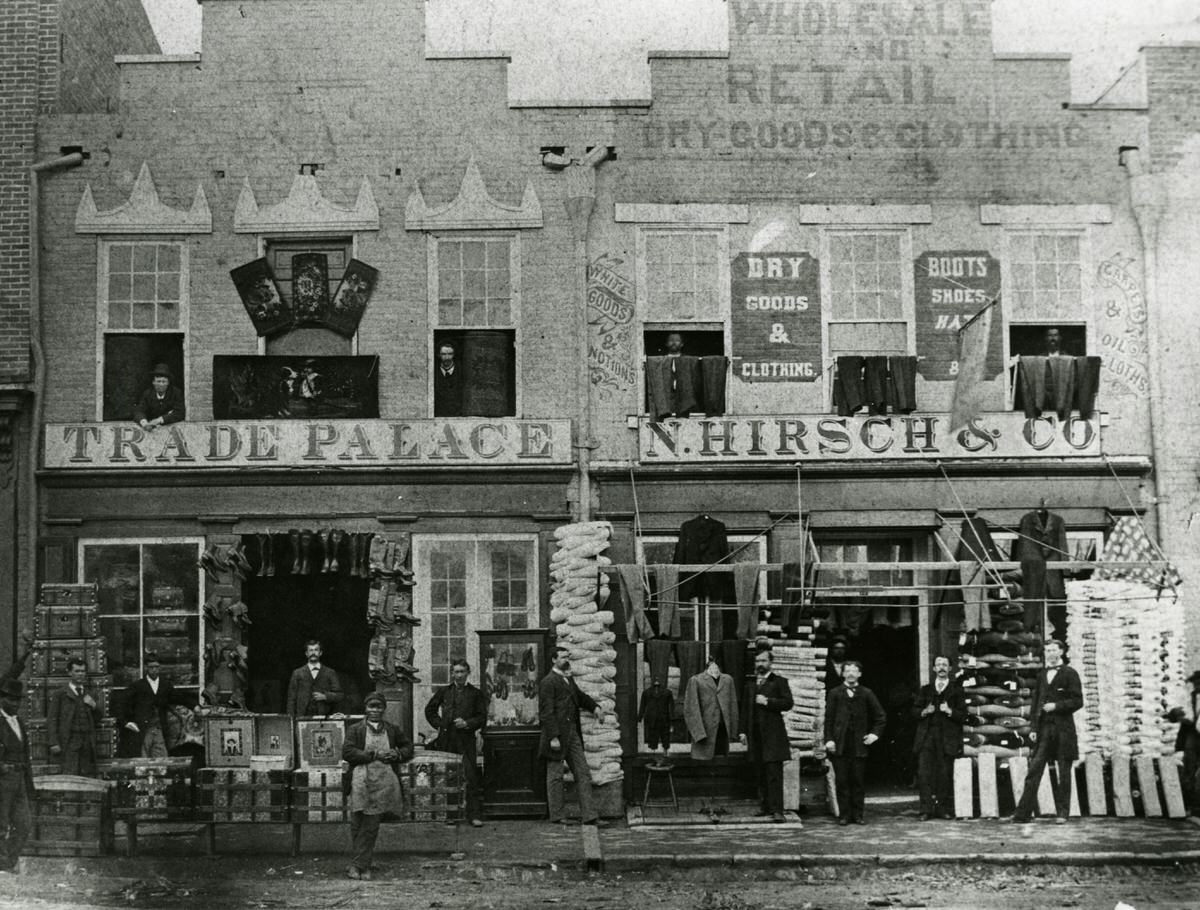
[550,521,622,786]
[957,630,1041,759]
[770,639,825,757]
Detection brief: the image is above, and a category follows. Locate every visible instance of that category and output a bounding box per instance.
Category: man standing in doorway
[424,658,488,827]
[824,660,886,825]
[286,640,343,717]
[48,657,98,775]
[539,645,608,827]
[433,341,464,417]
[824,635,849,691]
[0,678,33,874]
[1005,639,1082,824]
[739,649,794,822]
[912,655,967,820]
[120,652,194,758]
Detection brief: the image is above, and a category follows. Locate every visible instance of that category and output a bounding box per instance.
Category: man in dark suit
[424,658,488,827]
[0,678,33,873]
[433,341,464,417]
[739,649,794,822]
[120,652,195,758]
[48,657,98,775]
[133,362,185,430]
[286,640,344,717]
[1167,669,1200,816]
[539,644,608,828]
[1005,639,1082,823]
[912,655,967,820]
[824,660,886,825]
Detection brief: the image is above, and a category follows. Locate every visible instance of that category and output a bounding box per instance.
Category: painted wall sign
[44,419,572,469]
[1096,253,1150,399]
[587,254,637,400]
[913,251,1002,381]
[730,252,822,382]
[638,412,1101,462]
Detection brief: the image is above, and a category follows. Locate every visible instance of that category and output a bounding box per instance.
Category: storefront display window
[81,539,204,693]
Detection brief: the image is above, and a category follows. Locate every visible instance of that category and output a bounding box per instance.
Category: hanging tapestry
[327,259,379,337]
[230,258,291,336]
[212,355,380,419]
[291,253,331,324]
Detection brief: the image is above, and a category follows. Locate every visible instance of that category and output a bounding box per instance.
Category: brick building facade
[20,0,1200,796]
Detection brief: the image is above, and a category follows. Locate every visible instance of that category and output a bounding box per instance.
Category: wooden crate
[101,758,195,822]
[28,776,113,856]
[197,768,290,822]
[39,583,97,607]
[30,639,106,677]
[34,604,99,640]
[291,768,347,823]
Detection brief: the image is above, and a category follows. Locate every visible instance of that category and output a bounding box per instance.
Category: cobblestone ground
[1,858,1198,910]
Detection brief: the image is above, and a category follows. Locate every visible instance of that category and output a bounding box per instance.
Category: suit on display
[1015,505,1069,635]
[741,663,794,819]
[683,667,739,761]
[673,514,735,604]
[911,677,967,818]
[1011,654,1082,821]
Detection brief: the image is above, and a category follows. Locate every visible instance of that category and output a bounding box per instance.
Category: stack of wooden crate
[24,583,116,773]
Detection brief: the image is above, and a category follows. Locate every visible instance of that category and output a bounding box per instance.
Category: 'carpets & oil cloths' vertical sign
[914,251,1002,381]
[730,252,821,382]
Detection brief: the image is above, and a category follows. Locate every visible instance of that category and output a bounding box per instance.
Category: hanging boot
[258,533,275,577]
[347,532,362,578]
[288,529,302,575]
[369,534,387,575]
[317,529,331,573]
[358,533,375,577]
[392,532,412,570]
[328,529,344,574]
[298,530,314,574]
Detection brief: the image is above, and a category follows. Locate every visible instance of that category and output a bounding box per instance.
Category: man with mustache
[739,649,794,822]
[824,660,886,825]
[912,655,967,820]
[539,645,609,827]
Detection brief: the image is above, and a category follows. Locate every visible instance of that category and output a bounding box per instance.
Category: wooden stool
[642,762,678,813]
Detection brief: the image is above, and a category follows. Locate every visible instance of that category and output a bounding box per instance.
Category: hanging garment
[682,670,739,760]
[1014,509,1068,601]
[863,356,891,415]
[645,639,674,688]
[888,355,918,413]
[833,356,866,416]
[1016,356,1049,418]
[733,563,760,640]
[1045,356,1075,421]
[617,564,655,643]
[645,356,672,420]
[1073,356,1102,417]
[673,515,735,603]
[699,356,728,415]
[674,641,706,701]
[779,561,810,634]
[718,639,750,707]
[959,562,993,631]
[654,565,682,638]
[638,684,674,751]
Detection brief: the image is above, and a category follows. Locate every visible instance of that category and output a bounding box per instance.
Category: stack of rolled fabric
[1065,578,1186,759]
[958,629,1040,759]
[548,521,622,786]
[770,634,825,756]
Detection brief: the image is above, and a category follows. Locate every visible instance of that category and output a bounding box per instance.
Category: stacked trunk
[769,629,825,757]
[1066,579,1185,759]
[549,521,622,786]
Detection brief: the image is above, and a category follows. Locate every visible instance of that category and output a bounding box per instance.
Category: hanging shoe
[298,530,314,574]
[328,529,344,574]
[348,533,362,578]
[357,533,374,577]
[317,529,331,573]
[288,529,302,575]
[369,534,388,574]
[258,533,275,577]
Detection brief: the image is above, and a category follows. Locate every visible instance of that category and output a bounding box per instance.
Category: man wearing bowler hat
[0,678,33,873]
[134,363,185,430]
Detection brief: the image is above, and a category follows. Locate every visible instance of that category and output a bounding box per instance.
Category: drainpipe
[1118,147,1168,542]
[26,152,84,620]
[557,145,611,523]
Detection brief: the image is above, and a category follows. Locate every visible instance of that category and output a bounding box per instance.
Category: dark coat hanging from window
[673,515,736,604]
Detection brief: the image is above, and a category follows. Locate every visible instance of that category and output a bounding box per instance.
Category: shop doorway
[242,575,372,714]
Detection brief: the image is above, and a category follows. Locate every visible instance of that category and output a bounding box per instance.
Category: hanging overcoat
[683,671,739,760]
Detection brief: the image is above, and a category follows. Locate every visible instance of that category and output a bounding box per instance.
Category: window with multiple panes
[99,241,187,421]
[413,536,538,729]
[641,230,722,321]
[80,539,203,695]
[1008,233,1083,320]
[430,237,519,417]
[826,231,909,356]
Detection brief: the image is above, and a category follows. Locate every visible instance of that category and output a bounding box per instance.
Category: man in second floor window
[134,363,185,430]
[434,341,464,417]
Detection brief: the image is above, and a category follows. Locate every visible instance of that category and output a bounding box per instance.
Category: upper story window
[263,237,353,356]
[98,241,187,422]
[1008,233,1083,320]
[642,230,723,321]
[430,236,519,417]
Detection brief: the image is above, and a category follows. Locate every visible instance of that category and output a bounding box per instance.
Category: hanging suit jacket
[1015,510,1068,600]
[285,664,344,717]
[824,684,887,759]
[911,681,968,757]
[538,670,598,758]
[674,515,735,603]
[741,672,794,764]
[1028,664,1083,761]
[683,671,739,760]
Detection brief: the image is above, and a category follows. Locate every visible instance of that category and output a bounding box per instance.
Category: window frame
[77,536,206,695]
[634,226,731,418]
[256,234,360,355]
[94,238,190,422]
[427,233,522,416]
[819,227,916,408]
[411,533,539,734]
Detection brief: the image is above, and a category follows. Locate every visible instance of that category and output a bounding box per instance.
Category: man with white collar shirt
[912,655,967,820]
[539,644,609,828]
[120,652,196,758]
[286,640,344,717]
[48,657,98,775]
[824,660,886,825]
[739,648,794,822]
[0,678,33,874]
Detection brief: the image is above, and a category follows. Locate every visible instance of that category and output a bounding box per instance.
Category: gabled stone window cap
[405,157,542,230]
[234,174,380,233]
[75,162,212,234]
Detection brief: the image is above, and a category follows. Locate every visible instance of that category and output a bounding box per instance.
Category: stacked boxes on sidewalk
[24,583,117,774]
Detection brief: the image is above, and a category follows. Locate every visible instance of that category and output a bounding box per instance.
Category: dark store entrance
[243,574,372,714]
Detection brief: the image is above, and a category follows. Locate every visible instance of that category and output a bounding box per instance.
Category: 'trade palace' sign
[44,420,572,469]
[639,413,1100,462]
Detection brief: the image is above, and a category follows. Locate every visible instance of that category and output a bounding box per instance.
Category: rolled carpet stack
[958,630,1039,759]
[770,631,825,757]
[549,521,622,786]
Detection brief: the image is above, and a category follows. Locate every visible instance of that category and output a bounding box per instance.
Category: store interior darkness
[242,575,372,714]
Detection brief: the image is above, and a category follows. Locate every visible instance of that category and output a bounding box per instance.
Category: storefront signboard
[44,419,572,468]
[913,251,1002,381]
[638,412,1101,462]
[730,252,822,382]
